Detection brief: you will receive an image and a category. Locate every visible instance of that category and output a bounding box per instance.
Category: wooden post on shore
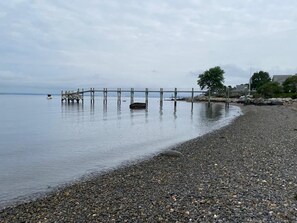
[61,90,63,102]
[130,88,134,104]
[208,89,211,107]
[174,88,177,109]
[226,88,230,108]
[145,88,148,107]
[160,88,163,109]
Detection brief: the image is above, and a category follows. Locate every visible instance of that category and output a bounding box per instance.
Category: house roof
[272,75,292,84]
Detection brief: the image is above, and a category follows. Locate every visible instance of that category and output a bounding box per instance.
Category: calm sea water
[0,94,241,207]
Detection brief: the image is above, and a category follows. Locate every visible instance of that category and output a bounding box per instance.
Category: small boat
[47,94,52,99]
[129,102,146,109]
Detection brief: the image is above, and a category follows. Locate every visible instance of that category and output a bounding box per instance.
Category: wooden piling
[145,88,148,106]
[225,88,230,108]
[103,88,107,104]
[174,88,177,109]
[76,89,79,103]
[90,88,95,104]
[130,88,134,104]
[160,88,163,109]
[117,88,121,103]
[191,88,194,111]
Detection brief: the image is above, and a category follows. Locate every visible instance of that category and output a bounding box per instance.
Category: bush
[257,81,282,98]
[283,76,297,93]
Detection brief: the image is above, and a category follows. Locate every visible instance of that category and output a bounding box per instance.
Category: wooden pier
[61,88,206,106]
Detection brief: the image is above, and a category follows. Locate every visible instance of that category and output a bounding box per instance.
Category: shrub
[257,81,282,98]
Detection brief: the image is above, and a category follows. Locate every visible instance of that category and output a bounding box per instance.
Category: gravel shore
[0,105,296,222]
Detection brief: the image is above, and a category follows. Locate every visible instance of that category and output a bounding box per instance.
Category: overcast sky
[1,0,297,93]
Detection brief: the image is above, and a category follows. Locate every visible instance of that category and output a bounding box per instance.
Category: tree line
[197,66,297,99]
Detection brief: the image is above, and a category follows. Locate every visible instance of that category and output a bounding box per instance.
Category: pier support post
[130,88,134,104]
[191,88,194,111]
[103,88,108,104]
[145,88,148,107]
[174,88,177,109]
[93,88,95,103]
[160,88,163,109]
[65,91,69,103]
[90,88,95,104]
[76,89,80,103]
[117,88,121,103]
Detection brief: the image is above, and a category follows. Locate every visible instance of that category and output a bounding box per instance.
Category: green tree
[251,71,271,90]
[282,75,297,93]
[257,81,281,98]
[197,66,225,92]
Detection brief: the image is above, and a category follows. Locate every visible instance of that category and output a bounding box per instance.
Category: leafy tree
[251,71,271,90]
[283,75,297,93]
[257,81,281,98]
[197,66,225,92]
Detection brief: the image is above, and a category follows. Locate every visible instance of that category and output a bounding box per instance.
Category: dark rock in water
[160,150,183,157]
[130,102,147,109]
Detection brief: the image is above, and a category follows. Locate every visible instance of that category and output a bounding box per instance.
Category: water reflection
[60,100,230,123]
[103,101,107,118]
[117,101,121,120]
[159,108,163,122]
[90,102,95,117]
[61,102,84,118]
[204,103,224,120]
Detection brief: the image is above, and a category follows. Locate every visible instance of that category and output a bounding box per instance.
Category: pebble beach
[0,104,296,222]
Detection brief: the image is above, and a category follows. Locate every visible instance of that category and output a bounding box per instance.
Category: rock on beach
[0,105,296,222]
[160,150,183,158]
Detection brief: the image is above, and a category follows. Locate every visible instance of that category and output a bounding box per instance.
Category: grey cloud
[1,0,297,93]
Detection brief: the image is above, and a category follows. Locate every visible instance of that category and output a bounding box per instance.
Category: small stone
[160,150,183,157]
[172,195,177,201]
